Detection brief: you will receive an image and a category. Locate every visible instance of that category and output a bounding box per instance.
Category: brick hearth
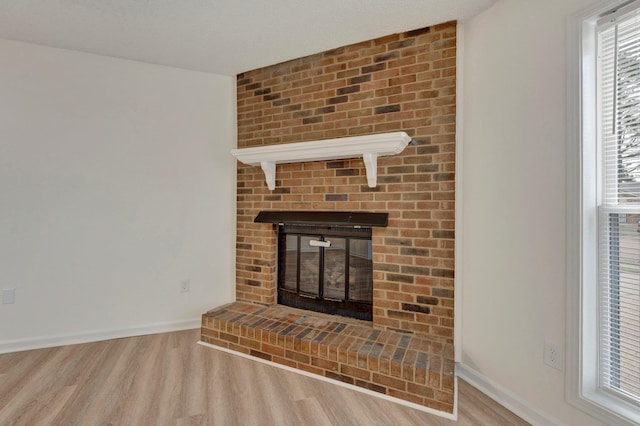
[201,302,455,412]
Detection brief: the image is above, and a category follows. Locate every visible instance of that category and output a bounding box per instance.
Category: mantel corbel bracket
[261,161,276,190]
[362,153,378,188]
[231,132,411,191]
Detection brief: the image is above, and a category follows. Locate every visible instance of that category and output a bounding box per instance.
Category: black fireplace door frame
[277,225,373,321]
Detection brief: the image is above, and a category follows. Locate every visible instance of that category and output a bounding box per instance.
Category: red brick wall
[236,21,456,343]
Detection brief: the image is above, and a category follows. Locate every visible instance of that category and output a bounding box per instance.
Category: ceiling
[0,0,496,76]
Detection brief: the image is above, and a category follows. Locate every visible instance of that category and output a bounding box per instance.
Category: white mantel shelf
[231,132,411,190]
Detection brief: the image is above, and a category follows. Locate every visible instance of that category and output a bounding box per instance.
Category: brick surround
[235,21,456,342]
[202,20,457,413]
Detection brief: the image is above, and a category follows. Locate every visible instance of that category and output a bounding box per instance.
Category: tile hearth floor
[201,301,455,413]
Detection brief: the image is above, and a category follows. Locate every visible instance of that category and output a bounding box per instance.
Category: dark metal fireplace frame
[277,225,373,320]
[255,211,388,321]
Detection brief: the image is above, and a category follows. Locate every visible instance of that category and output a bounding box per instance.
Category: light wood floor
[0,329,528,425]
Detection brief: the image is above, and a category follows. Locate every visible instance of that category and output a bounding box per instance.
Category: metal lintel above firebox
[254,211,388,227]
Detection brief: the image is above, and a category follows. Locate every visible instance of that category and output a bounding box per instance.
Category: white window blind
[597,7,640,405]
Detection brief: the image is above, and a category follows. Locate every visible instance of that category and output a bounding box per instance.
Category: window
[568,1,640,424]
[597,8,640,405]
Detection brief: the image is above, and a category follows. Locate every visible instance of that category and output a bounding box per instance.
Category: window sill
[568,387,640,426]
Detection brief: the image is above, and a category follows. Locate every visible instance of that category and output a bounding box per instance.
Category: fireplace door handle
[309,239,331,248]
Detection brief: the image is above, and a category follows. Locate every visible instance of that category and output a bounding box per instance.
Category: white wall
[0,39,236,352]
[460,0,608,424]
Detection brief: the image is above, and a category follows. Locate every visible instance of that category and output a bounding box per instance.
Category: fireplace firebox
[278,225,373,320]
[255,211,388,321]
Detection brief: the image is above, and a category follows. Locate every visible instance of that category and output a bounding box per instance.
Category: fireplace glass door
[278,225,373,320]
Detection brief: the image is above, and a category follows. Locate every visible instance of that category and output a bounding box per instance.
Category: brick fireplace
[202,20,456,413]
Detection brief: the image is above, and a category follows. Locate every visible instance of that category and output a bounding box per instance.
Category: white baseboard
[457,363,565,426]
[0,318,201,354]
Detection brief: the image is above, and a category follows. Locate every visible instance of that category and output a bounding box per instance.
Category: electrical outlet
[2,288,15,304]
[180,279,190,293]
[544,340,563,370]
